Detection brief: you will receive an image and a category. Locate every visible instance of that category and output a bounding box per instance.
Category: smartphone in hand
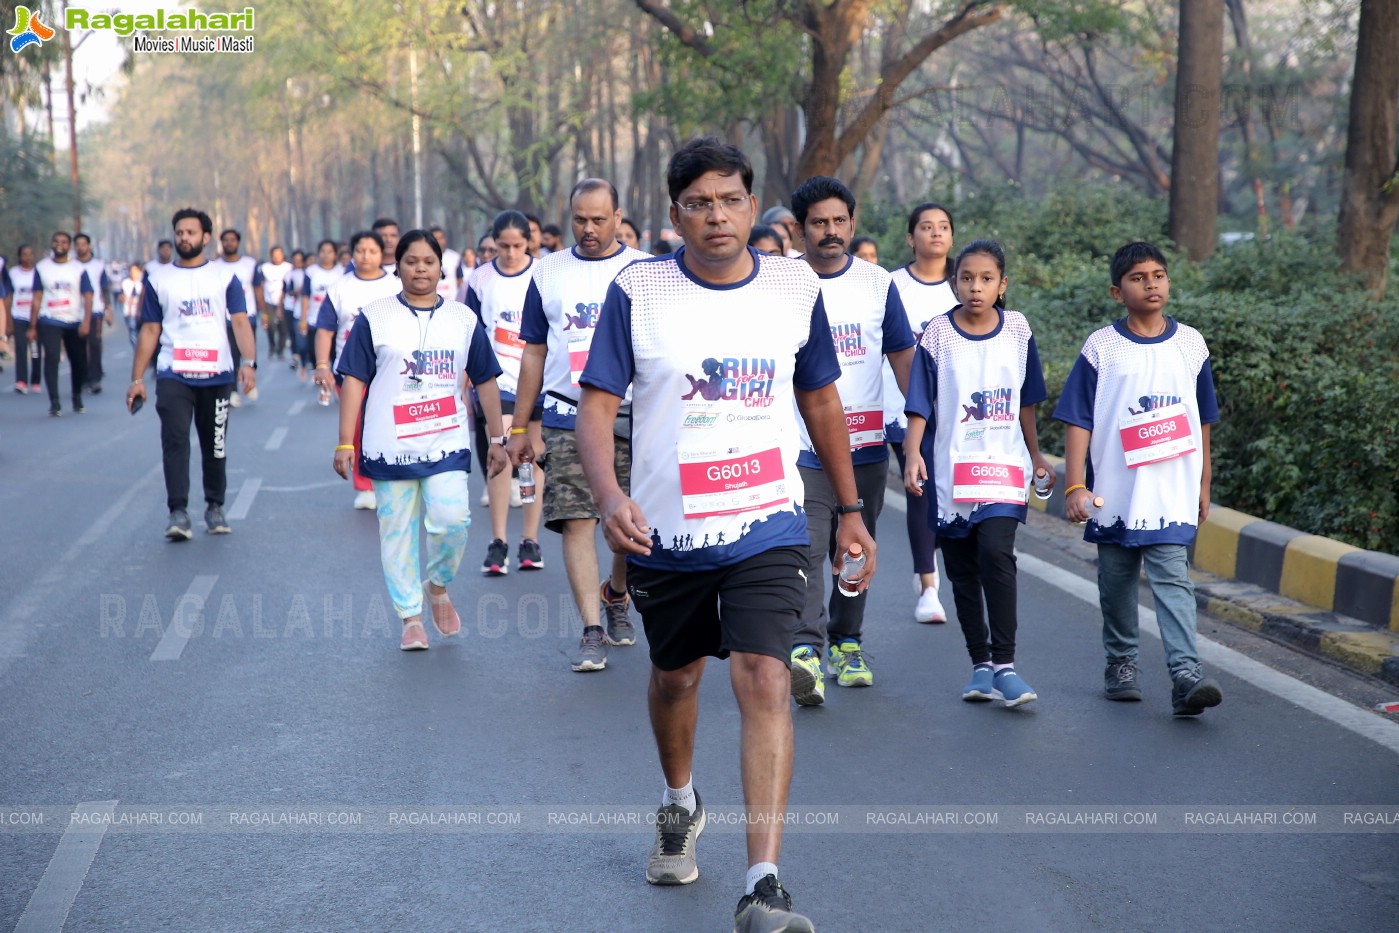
[130,396,143,415]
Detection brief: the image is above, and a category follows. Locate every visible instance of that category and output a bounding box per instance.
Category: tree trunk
[1168,0,1225,261]
[1337,0,1399,299]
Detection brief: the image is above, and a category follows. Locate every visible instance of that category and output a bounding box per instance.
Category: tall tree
[1168,0,1225,261]
[1336,0,1399,299]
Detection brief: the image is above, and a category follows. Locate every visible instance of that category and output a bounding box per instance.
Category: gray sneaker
[205,506,231,535]
[601,582,636,646]
[646,793,705,885]
[164,509,193,541]
[571,625,608,672]
[1172,668,1223,716]
[734,874,815,933]
[1104,660,1142,701]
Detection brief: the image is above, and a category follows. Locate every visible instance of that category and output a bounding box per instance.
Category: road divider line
[0,464,160,671]
[881,494,1399,754]
[227,477,262,520]
[149,575,218,662]
[288,400,306,416]
[14,800,117,933]
[265,427,288,451]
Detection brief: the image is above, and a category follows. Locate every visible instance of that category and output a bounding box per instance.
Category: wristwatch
[242,360,257,370]
[837,499,864,514]
[490,435,509,446]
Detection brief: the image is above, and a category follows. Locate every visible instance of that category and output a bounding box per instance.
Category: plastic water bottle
[1072,495,1106,525]
[517,461,537,504]
[837,543,866,597]
[1033,467,1053,500]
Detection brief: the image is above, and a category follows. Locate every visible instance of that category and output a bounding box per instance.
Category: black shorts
[626,546,807,671]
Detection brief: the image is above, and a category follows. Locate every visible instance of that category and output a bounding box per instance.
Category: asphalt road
[2,338,1398,932]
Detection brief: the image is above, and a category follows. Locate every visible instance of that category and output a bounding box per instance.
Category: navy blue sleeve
[1052,351,1098,430]
[903,345,938,420]
[301,275,311,297]
[519,279,548,345]
[465,321,505,385]
[577,281,633,397]
[464,284,482,319]
[1020,336,1048,406]
[881,286,916,354]
[1197,358,1220,425]
[79,271,94,295]
[99,271,111,293]
[335,314,376,383]
[316,296,337,331]
[139,273,163,324]
[1,269,12,297]
[251,265,264,288]
[793,293,842,391]
[226,276,247,315]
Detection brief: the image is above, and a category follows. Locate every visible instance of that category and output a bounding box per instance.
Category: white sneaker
[245,385,259,402]
[914,586,947,624]
[509,478,523,508]
[229,391,242,409]
[354,490,377,510]
[479,488,490,507]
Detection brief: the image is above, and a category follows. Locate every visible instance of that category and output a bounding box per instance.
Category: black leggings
[890,442,939,575]
[12,325,41,385]
[37,324,87,405]
[939,516,1020,665]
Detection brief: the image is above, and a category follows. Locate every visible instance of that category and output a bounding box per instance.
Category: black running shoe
[205,506,231,535]
[165,509,193,541]
[481,538,509,575]
[1104,660,1143,701]
[1172,668,1223,716]
[733,875,815,933]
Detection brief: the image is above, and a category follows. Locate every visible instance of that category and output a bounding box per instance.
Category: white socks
[662,777,695,815]
[993,663,1015,673]
[746,862,779,894]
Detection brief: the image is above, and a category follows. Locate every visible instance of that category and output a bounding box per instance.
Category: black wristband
[837,499,865,515]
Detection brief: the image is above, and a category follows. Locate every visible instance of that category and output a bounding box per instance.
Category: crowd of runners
[4,136,1224,933]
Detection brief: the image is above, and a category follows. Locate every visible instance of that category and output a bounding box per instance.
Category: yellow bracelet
[509,426,529,435]
[1065,484,1087,496]
[335,444,355,452]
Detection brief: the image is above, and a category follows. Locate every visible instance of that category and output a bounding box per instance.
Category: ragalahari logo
[9,6,55,52]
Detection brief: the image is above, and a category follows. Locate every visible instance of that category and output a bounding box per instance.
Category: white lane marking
[149,575,219,662]
[287,400,306,416]
[261,480,344,492]
[0,465,160,671]
[226,477,262,520]
[882,492,1399,754]
[14,800,118,933]
[265,427,288,451]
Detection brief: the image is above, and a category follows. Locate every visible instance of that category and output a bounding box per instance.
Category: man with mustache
[787,176,916,706]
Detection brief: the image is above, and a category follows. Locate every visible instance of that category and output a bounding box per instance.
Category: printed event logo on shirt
[831,322,867,358]
[679,357,776,407]
[564,299,601,384]
[958,387,1017,425]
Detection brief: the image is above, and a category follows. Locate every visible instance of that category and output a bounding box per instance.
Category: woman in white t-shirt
[334,230,509,651]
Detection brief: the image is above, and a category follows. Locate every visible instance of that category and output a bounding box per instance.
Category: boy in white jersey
[509,178,649,673]
[1053,241,1224,716]
[73,233,111,394]
[786,176,915,706]
[127,208,258,540]
[578,138,874,933]
[260,246,293,360]
[218,229,264,406]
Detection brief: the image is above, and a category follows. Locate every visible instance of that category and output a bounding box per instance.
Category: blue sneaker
[992,668,1038,708]
[961,664,994,701]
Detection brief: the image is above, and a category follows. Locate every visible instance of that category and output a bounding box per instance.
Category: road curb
[897,454,1399,686]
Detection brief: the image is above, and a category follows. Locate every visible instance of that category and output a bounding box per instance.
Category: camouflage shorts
[542,426,631,534]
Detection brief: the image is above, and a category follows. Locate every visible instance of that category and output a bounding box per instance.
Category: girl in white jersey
[333,230,509,651]
[464,210,545,576]
[886,202,958,624]
[315,231,402,509]
[902,240,1053,709]
[7,245,42,393]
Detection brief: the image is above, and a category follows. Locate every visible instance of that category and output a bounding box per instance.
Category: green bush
[861,190,1399,552]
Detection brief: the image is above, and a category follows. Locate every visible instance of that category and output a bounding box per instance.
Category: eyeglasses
[673,195,752,217]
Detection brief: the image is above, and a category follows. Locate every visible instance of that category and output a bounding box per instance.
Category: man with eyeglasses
[786,176,915,707]
[576,138,876,933]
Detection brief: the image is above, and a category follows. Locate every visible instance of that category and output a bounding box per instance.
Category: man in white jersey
[430,227,464,301]
[786,176,915,706]
[371,218,400,274]
[301,239,342,402]
[128,208,257,540]
[260,246,293,360]
[73,233,112,394]
[577,138,874,933]
[144,240,174,280]
[508,178,648,673]
[218,229,265,405]
[283,249,307,372]
[30,231,94,416]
